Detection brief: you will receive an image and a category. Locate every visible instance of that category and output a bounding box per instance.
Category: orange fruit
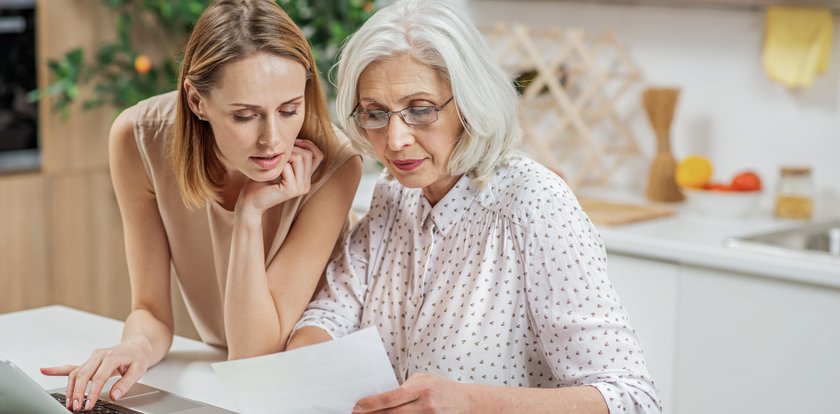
[731,171,762,191]
[676,155,713,188]
[134,55,152,75]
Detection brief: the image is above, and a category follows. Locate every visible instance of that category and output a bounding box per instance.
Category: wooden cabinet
[608,252,840,413]
[0,173,49,313]
[49,172,130,319]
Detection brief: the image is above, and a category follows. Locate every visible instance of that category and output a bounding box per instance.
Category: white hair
[334,0,521,184]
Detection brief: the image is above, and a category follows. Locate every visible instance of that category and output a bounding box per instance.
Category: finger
[286,151,305,180]
[293,138,315,149]
[300,148,315,179]
[85,377,107,410]
[309,142,325,170]
[294,139,323,169]
[290,154,308,190]
[40,365,77,376]
[312,148,323,170]
[70,365,94,412]
[84,359,123,410]
[353,387,418,413]
[278,163,295,187]
[65,370,76,408]
[109,363,145,402]
[70,352,106,411]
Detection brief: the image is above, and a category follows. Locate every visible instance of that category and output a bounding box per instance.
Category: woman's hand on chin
[236,139,324,217]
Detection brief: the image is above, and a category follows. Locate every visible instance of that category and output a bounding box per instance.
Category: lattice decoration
[481,23,646,189]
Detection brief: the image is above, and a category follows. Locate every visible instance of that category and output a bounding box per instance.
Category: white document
[211,327,399,414]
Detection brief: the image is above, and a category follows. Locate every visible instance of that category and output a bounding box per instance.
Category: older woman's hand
[352,372,473,414]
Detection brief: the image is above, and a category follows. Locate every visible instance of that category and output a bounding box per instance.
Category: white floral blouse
[295,156,661,413]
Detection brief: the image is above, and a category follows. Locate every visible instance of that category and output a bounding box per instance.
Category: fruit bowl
[682,188,762,218]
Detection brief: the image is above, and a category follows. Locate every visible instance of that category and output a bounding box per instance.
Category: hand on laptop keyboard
[52,393,131,414]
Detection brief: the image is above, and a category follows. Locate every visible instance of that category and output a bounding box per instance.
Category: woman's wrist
[463,383,486,413]
[233,203,264,228]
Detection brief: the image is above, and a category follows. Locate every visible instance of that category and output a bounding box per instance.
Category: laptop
[0,359,236,413]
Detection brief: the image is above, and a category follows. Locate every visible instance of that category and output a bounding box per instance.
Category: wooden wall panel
[49,171,130,319]
[47,171,199,339]
[0,174,49,313]
[37,0,117,173]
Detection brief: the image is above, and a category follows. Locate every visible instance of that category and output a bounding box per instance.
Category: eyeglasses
[350,97,454,129]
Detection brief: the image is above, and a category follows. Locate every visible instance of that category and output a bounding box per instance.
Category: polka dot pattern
[296,156,661,413]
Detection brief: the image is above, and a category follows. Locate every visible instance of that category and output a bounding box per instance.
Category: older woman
[288,1,660,413]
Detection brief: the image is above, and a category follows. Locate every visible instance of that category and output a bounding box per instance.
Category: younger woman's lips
[392,159,424,171]
[250,154,282,170]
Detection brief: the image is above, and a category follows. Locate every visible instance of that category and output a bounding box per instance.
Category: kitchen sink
[726,220,840,263]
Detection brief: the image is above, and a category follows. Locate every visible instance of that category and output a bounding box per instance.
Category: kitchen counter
[596,213,840,289]
[577,185,840,289]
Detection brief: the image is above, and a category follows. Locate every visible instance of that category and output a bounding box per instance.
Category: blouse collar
[417,174,478,234]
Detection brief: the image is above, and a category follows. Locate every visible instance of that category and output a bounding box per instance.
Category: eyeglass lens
[352,97,452,129]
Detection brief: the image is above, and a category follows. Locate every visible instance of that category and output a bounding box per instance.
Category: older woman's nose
[386,115,414,151]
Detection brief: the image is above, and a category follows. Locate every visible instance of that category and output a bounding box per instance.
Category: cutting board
[578,197,675,226]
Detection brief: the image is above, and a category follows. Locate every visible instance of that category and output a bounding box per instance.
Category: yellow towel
[763,6,835,88]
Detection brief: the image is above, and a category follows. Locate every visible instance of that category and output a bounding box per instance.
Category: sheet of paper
[211,327,399,414]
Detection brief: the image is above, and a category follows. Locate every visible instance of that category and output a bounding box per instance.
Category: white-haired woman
[288,1,660,413]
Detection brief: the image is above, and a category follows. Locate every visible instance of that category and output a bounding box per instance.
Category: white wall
[463,0,840,213]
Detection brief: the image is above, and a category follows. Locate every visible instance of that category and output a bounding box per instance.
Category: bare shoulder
[109,105,139,159]
[108,104,155,197]
[322,154,362,195]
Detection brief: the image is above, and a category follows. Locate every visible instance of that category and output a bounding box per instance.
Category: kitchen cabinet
[607,254,679,412]
[0,173,49,313]
[677,266,840,414]
[49,171,130,319]
[608,251,840,413]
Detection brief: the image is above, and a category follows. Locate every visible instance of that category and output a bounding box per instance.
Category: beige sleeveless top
[131,91,357,347]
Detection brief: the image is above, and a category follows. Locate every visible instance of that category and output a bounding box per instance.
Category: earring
[197,115,206,121]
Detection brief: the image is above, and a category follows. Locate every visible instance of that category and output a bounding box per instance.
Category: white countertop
[573,185,840,288]
[0,306,237,411]
[597,213,840,288]
[353,171,839,289]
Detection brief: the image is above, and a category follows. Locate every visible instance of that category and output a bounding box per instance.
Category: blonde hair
[172,0,337,208]
[334,0,521,184]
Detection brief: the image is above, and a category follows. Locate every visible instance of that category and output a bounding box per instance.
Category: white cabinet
[677,267,840,414]
[608,254,679,412]
[607,252,840,414]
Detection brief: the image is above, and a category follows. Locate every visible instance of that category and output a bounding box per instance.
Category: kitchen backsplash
[462,0,840,215]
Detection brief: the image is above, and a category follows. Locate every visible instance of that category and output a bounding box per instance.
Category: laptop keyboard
[51,393,133,413]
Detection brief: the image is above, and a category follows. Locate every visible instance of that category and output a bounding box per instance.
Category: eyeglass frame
[349,97,454,129]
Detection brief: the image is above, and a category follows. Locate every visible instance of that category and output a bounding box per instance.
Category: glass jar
[774,166,814,219]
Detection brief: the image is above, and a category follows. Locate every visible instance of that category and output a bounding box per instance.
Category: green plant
[28,0,376,118]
